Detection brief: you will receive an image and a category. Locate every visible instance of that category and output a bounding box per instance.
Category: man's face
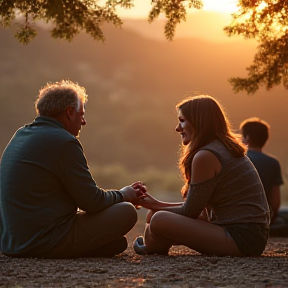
[69,103,86,137]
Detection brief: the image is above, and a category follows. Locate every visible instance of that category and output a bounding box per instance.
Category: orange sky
[117,0,239,18]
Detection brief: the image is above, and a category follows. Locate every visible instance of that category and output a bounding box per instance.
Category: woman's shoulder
[192,150,222,183]
[200,139,226,159]
[194,149,218,161]
[199,139,239,168]
[201,139,223,150]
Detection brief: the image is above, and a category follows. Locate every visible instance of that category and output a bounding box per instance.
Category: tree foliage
[0,0,202,44]
[1,0,288,93]
[224,0,288,93]
[148,0,203,40]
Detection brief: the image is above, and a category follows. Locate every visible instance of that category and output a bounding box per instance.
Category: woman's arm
[138,150,221,216]
[181,150,221,218]
[138,193,184,214]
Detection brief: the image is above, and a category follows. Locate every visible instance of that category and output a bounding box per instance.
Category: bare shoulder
[194,149,218,160]
[191,150,222,184]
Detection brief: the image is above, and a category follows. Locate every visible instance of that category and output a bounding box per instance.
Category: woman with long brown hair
[133,95,270,257]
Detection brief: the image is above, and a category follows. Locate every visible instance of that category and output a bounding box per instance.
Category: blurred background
[0,3,287,206]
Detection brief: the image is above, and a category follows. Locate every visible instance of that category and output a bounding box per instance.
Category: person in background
[0,80,145,258]
[240,118,284,223]
[133,95,270,257]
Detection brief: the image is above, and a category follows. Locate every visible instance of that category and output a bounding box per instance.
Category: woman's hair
[176,95,246,197]
[35,80,88,117]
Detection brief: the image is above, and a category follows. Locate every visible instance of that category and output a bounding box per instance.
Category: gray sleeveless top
[181,139,270,227]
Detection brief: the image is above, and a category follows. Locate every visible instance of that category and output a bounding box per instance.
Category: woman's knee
[149,211,172,235]
[146,210,154,224]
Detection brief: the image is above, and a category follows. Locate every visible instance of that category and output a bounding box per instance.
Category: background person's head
[35,80,88,137]
[240,117,269,148]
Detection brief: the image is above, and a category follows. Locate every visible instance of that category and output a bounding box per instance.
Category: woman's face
[175,110,193,145]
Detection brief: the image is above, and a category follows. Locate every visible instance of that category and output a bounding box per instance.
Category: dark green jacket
[0,116,123,256]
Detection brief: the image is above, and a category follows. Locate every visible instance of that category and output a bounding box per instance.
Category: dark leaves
[0,0,202,43]
[149,0,203,41]
[225,0,288,93]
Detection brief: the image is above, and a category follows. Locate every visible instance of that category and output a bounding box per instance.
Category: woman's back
[201,139,270,226]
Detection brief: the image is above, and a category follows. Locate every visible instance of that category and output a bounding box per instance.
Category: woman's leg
[144,211,241,256]
[43,202,137,258]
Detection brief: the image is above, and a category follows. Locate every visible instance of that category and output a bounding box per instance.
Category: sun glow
[203,0,239,13]
[117,0,240,19]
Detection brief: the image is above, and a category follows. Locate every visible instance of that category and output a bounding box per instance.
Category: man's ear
[243,135,250,145]
[65,106,75,121]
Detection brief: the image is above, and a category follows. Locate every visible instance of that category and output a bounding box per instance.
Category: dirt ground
[1,222,288,288]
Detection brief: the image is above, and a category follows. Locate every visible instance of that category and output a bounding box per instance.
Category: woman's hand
[135,192,184,213]
[198,208,210,222]
[136,192,161,211]
[120,181,147,207]
[131,181,147,196]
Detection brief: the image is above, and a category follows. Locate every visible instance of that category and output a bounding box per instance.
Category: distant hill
[0,19,287,189]
[122,11,245,42]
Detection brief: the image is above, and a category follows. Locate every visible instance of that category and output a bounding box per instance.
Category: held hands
[132,183,160,210]
[135,192,160,210]
[119,181,147,207]
[120,181,159,210]
[131,182,160,210]
[131,182,147,209]
[131,181,147,196]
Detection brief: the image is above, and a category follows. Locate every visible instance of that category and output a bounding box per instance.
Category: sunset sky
[115,0,242,42]
[117,0,239,18]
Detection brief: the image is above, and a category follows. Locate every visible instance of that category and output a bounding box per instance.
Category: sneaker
[133,236,148,255]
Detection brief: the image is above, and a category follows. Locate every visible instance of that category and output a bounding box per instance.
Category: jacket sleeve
[57,139,123,213]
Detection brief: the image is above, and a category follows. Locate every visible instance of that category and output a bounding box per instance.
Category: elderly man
[0,80,144,258]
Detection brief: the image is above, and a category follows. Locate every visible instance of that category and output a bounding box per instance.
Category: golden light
[117,0,240,19]
[256,1,268,11]
[203,0,239,13]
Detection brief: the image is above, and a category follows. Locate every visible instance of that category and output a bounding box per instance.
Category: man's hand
[119,181,147,206]
[131,181,147,195]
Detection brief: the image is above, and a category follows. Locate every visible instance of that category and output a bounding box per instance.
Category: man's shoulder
[247,150,281,166]
[32,117,76,141]
[14,117,79,150]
